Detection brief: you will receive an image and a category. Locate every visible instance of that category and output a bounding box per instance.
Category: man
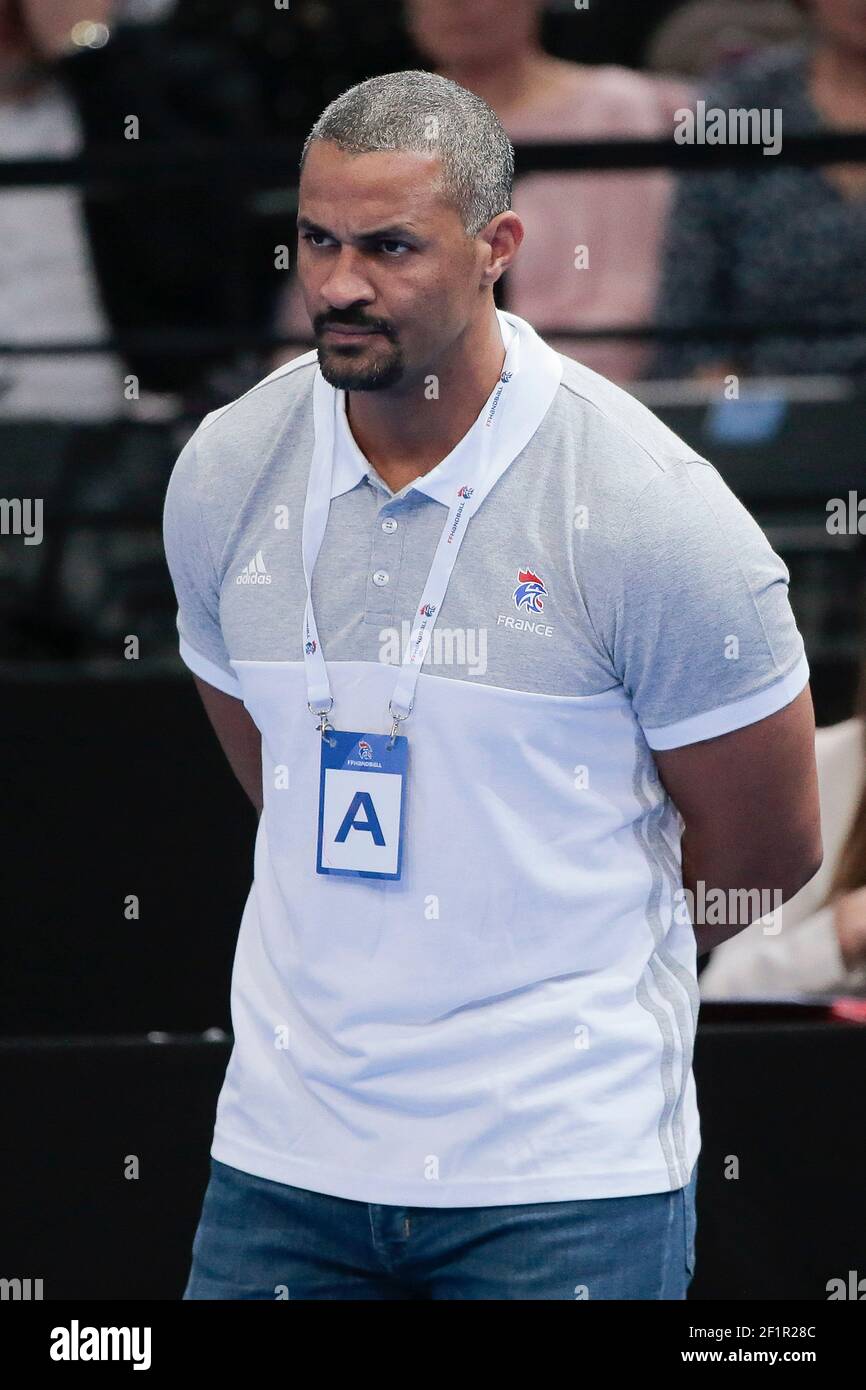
[164,69,822,1300]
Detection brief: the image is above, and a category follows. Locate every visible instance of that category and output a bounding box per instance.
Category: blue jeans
[183,1157,697,1300]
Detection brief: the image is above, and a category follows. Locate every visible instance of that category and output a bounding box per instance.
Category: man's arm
[192,675,263,817]
[653,684,823,958]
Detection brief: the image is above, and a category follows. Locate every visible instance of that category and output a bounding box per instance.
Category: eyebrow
[297,216,422,242]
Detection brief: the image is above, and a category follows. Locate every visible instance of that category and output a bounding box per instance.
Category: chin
[317,344,406,392]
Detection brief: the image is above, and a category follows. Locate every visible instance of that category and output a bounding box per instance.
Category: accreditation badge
[316,730,408,880]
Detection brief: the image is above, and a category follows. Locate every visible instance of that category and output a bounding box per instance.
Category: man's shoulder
[171,353,318,519]
[197,351,318,443]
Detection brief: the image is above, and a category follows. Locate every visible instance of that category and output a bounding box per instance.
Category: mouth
[322,325,384,342]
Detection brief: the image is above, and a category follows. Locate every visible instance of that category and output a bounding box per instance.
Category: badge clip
[308,697,337,748]
[387,699,410,751]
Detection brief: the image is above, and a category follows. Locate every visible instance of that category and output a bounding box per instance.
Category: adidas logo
[236,549,272,585]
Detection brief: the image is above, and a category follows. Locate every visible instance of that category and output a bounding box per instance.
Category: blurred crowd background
[2,0,866,1004]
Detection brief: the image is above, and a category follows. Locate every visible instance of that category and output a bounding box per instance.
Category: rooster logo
[358,740,373,760]
[457,485,474,499]
[419,602,436,618]
[513,568,547,614]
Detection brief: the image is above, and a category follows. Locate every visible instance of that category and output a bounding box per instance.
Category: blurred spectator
[649,1,866,380]
[645,0,805,79]
[0,0,278,418]
[0,0,124,417]
[275,0,693,383]
[700,635,866,997]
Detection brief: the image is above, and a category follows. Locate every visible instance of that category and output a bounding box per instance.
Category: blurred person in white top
[0,0,130,418]
[701,640,866,998]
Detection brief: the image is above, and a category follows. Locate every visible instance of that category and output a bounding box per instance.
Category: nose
[320,246,375,312]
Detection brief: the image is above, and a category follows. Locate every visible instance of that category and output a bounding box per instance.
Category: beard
[316,335,406,391]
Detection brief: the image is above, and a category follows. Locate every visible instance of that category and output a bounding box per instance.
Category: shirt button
[372,570,390,586]
[381,518,398,533]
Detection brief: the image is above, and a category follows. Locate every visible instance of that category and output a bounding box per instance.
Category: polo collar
[316,310,562,506]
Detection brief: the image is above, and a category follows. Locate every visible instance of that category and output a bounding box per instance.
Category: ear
[479,211,525,286]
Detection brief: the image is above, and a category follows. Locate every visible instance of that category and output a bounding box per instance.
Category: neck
[345,308,508,492]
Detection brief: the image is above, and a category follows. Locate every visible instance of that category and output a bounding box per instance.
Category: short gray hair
[300,69,514,238]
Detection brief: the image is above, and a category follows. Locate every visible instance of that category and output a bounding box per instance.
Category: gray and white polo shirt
[163,310,808,1206]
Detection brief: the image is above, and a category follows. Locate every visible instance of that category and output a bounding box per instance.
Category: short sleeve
[162,432,243,699]
[610,459,809,750]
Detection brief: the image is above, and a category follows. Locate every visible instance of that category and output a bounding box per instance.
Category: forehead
[299,140,454,230]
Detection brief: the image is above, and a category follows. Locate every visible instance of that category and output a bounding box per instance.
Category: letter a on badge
[335,791,386,846]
